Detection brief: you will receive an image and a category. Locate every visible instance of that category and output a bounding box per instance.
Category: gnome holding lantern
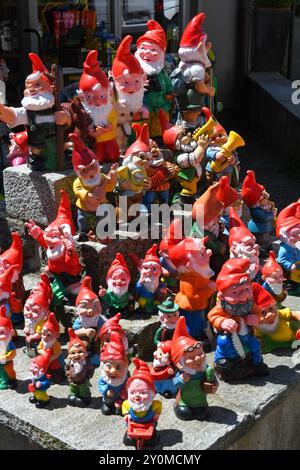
[0,53,71,171]
[262,251,287,308]
[78,50,119,164]
[150,340,178,399]
[37,312,65,383]
[135,20,174,139]
[0,306,17,390]
[171,317,218,421]
[28,350,52,408]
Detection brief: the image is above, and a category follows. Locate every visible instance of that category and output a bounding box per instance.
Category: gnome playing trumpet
[0,53,71,171]
[0,305,17,390]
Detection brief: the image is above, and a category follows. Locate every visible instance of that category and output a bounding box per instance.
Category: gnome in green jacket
[154,296,180,346]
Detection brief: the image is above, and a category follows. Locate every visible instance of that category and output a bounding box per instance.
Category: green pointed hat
[158,296,179,314]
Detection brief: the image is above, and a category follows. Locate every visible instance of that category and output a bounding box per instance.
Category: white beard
[190,259,214,279]
[81,173,102,188]
[81,313,99,329]
[25,317,39,334]
[32,370,44,380]
[205,221,220,238]
[153,355,169,369]
[256,314,280,334]
[117,88,144,114]
[69,359,86,375]
[0,339,9,357]
[22,92,55,111]
[232,242,259,260]
[42,338,55,349]
[179,357,206,375]
[135,52,165,76]
[100,362,127,387]
[129,396,154,413]
[143,277,159,293]
[107,279,128,298]
[47,243,65,261]
[178,41,211,68]
[83,101,113,127]
[160,320,177,330]
[177,140,197,153]
[266,281,283,296]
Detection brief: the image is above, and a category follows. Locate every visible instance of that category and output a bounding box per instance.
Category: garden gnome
[99,312,129,354]
[37,312,65,383]
[7,130,29,166]
[150,340,177,398]
[0,305,17,390]
[154,296,180,346]
[171,316,218,421]
[159,226,180,294]
[28,349,52,408]
[0,265,19,321]
[262,251,287,308]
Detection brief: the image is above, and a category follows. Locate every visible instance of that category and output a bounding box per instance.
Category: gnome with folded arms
[0,306,17,390]
[0,53,71,171]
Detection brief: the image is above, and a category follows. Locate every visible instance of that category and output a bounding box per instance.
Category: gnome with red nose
[0,305,17,390]
[78,50,119,163]
[0,52,70,171]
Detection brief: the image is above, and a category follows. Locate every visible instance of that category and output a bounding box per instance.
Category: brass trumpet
[211,131,245,173]
[192,116,218,141]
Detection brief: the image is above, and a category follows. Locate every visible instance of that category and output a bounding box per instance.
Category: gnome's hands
[98,285,106,297]
[55,110,70,126]
[221,319,238,333]
[246,315,258,326]
[25,220,43,240]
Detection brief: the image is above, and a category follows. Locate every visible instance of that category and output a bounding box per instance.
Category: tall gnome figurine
[208,258,269,381]
[262,251,287,308]
[25,190,82,307]
[37,312,65,383]
[28,350,52,408]
[171,317,218,421]
[0,53,71,171]
[135,20,174,139]
[0,306,17,390]
[78,50,119,163]
[276,199,300,295]
[171,13,215,127]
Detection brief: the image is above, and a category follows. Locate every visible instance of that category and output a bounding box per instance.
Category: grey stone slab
[23,272,41,295]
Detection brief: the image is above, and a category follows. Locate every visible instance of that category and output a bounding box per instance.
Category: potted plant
[251,0,293,72]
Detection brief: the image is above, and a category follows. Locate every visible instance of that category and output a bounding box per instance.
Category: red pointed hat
[276,199,300,237]
[101,331,127,362]
[217,176,238,209]
[79,50,108,92]
[112,35,143,78]
[252,282,276,309]
[262,251,283,277]
[42,312,60,336]
[168,236,208,270]
[0,232,23,271]
[158,109,182,151]
[39,273,53,305]
[180,12,206,49]
[171,317,199,365]
[216,258,251,293]
[125,123,150,157]
[0,265,18,293]
[30,276,52,310]
[126,357,156,393]
[48,190,76,236]
[241,170,265,208]
[76,276,98,305]
[100,313,125,340]
[11,131,28,151]
[106,253,130,281]
[69,133,96,171]
[67,327,86,351]
[0,305,13,330]
[159,218,185,253]
[136,20,166,51]
[229,207,254,247]
[32,349,52,372]
[143,244,160,265]
[157,340,172,355]
[28,53,51,84]
[192,182,224,225]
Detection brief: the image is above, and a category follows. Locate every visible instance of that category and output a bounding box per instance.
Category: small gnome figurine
[28,349,52,408]
[150,340,177,398]
[262,251,287,308]
[37,312,65,383]
[0,265,19,321]
[99,313,129,354]
[65,328,95,407]
[98,253,132,319]
[154,296,180,346]
[98,331,129,416]
[0,305,17,390]
[7,131,29,167]
[171,317,218,421]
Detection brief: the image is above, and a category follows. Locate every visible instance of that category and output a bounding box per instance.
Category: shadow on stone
[153,429,183,449]
[206,405,239,426]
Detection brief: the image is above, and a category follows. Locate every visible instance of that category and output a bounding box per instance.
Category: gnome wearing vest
[70,133,117,238]
[154,296,180,346]
[208,258,269,381]
[150,340,178,398]
[276,199,300,295]
[25,190,82,307]
[0,53,71,171]
[241,170,277,249]
[135,20,174,139]
[78,50,119,164]
[122,358,162,447]
[37,312,65,383]
[171,317,218,421]
[262,251,287,309]
[171,13,215,127]
[0,232,24,326]
[98,253,132,319]
[65,328,94,407]
[28,350,52,408]
[98,331,129,416]
[0,306,17,390]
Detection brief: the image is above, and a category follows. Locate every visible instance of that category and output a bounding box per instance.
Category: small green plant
[256,0,293,7]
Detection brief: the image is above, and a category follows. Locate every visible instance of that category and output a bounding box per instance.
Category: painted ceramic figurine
[65,328,94,407]
[99,313,129,355]
[253,282,300,353]
[159,227,180,294]
[262,251,287,308]
[78,50,119,163]
[135,20,174,139]
[122,358,162,447]
[150,340,177,398]
[0,265,19,322]
[25,190,82,307]
[98,253,132,319]
[37,312,65,383]
[208,258,269,381]
[171,317,218,420]
[0,53,71,171]
[276,199,300,295]
[28,350,52,408]
[7,130,29,166]
[72,276,105,366]
[98,331,129,415]
[0,306,17,390]
[242,170,277,249]
[70,133,117,237]
[154,296,180,346]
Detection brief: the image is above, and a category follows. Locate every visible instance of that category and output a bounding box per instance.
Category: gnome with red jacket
[0,53,70,171]
[150,340,177,399]
[0,306,17,390]
[262,251,287,308]
[78,50,119,163]
[7,130,29,167]
[37,312,65,383]
[0,265,20,324]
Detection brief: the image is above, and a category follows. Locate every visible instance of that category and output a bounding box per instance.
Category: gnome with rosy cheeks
[28,349,52,408]
[7,131,29,167]
[99,313,129,355]
[262,251,287,308]
[135,20,174,139]
[37,312,65,383]
[98,253,132,319]
[0,53,70,171]
[0,306,17,390]
[150,340,177,399]
[122,358,162,447]
[171,317,218,421]
[98,331,129,416]
[78,50,119,163]
[154,296,180,346]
